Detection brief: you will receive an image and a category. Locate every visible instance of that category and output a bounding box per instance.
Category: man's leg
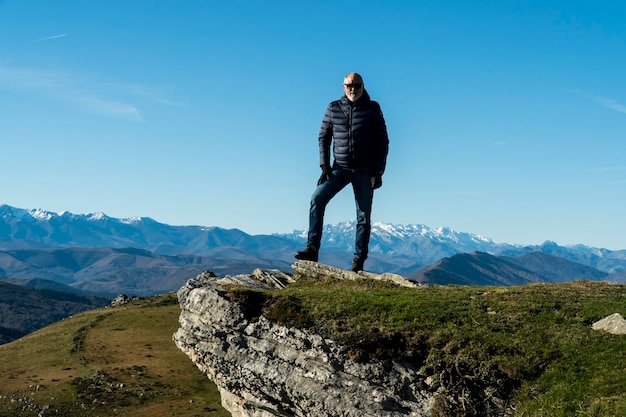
[297,168,350,260]
[352,171,374,270]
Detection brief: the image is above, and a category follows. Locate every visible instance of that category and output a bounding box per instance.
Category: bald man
[296,72,389,272]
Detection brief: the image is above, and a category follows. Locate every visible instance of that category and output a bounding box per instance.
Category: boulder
[591,313,626,335]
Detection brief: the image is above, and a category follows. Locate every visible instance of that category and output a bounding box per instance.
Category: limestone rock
[592,313,626,335]
[110,294,140,307]
[292,260,421,288]
[217,268,295,290]
[173,267,434,417]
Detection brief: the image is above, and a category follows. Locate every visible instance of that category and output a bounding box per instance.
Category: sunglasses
[344,83,363,89]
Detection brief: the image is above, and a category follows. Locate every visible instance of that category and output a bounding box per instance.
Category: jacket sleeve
[318,103,333,167]
[374,103,389,174]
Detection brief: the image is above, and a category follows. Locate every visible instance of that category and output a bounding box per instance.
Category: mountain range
[1,204,626,296]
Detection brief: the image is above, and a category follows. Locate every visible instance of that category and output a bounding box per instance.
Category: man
[295,72,389,272]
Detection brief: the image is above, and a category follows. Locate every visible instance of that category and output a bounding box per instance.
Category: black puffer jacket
[318,90,389,173]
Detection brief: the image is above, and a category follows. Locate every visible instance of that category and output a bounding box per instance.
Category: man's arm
[374,103,389,174]
[318,103,334,168]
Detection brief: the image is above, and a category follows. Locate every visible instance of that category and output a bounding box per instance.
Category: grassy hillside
[254,278,626,416]
[0,293,229,417]
[3,277,626,416]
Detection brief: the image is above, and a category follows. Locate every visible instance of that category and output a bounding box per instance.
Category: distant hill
[1,277,98,295]
[0,246,292,296]
[0,281,110,345]
[411,251,610,286]
[412,252,545,286]
[504,252,609,282]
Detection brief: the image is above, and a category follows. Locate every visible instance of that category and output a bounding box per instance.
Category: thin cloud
[593,166,626,172]
[0,65,178,122]
[102,81,185,107]
[34,34,67,42]
[437,188,509,197]
[593,96,626,115]
[69,96,142,122]
[572,90,626,116]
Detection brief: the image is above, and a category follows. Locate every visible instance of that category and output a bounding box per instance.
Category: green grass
[253,277,626,416]
[4,276,626,416]
[0,293,229,417]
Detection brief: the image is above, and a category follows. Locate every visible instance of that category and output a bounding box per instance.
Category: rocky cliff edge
[173,261,433,417]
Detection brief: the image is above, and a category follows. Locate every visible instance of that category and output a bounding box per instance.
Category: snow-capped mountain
[3,204,626,296]
[0,204,286,255]
[280,220,521,267]
[2,204,626,275]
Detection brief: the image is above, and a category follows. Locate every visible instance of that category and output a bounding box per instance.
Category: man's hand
[371,174,383,189]
[317,165,333,186]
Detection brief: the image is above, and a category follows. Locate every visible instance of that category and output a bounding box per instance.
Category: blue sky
[1,1,625,249]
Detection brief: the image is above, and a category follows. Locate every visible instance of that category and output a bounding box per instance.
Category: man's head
[343,72,364,102]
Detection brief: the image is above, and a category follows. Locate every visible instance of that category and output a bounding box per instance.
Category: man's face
[343,75,364,102]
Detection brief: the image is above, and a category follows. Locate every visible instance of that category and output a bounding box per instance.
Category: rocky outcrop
[592,313,626,335]
[173,264,434,417]
[292,260,420,288]
[109,294,141,307]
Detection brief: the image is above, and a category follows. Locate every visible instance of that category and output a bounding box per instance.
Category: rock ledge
[173,265,433,417]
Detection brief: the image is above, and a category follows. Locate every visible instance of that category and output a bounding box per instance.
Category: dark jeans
[307,167,374,260]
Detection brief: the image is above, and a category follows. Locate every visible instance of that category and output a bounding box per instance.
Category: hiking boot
[295,245,318,262]
[351,257,364,272]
